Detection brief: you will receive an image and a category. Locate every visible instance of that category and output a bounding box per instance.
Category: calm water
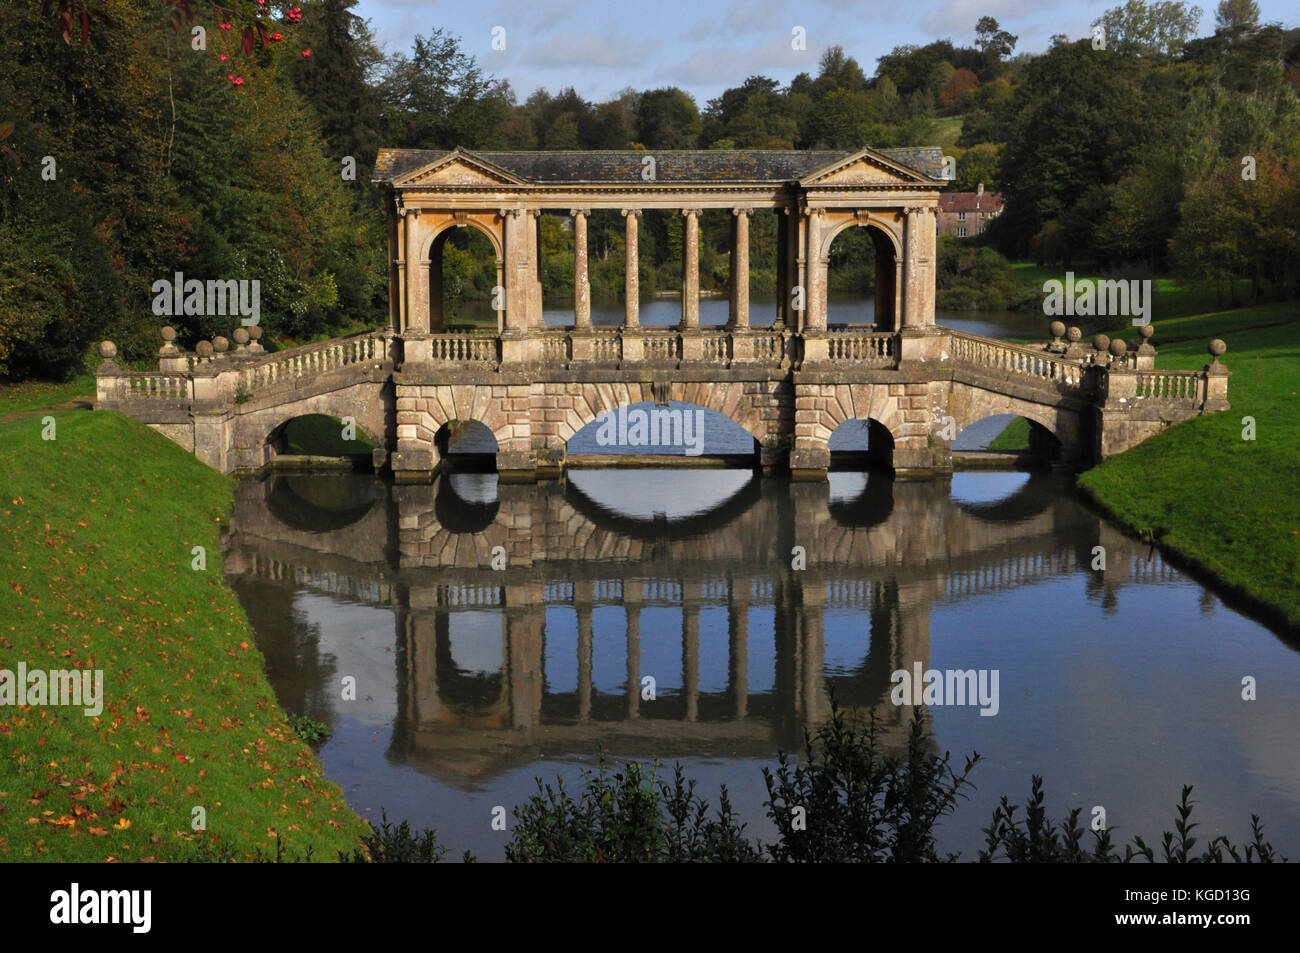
[224,469,1300,861]
[450,294,1049,340]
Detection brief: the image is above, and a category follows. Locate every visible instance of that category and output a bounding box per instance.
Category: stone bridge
[94,146,1231,479]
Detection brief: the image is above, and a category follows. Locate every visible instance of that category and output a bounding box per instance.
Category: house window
[958,211,966,221]
[957,226,967,237]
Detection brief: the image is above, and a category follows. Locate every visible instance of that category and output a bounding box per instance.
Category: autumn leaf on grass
[113,817,131,830]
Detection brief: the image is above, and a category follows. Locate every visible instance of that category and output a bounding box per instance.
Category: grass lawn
[0,411,370,860]
[988,416,1031,451]
[0,374,95,419]
[1008,266,1267,324]
[1077,302,1300,632]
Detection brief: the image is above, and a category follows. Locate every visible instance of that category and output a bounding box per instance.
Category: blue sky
[354,0,1298,103]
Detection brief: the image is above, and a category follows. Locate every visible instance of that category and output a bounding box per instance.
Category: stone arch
[820,215,903,331]
[420,216,505,264]
[554,380,772,448]
[249,400,385,467]
[820,214,903,261]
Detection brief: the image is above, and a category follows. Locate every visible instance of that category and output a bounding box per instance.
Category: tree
[974,16,1017,74]
[1214,0,1259,37]
[635,88,700,149]
[1092,0,1204,57]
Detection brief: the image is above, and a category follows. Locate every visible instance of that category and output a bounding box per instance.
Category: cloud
[519,30,658,70]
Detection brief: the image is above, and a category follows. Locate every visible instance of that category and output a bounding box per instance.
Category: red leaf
[80,9,88,44]
[242,26,254,56]
[0,123,12,141]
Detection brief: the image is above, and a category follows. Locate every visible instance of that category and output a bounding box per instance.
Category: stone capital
[569,208,590,218]
[732,207,752,217]
[621,208,642,218]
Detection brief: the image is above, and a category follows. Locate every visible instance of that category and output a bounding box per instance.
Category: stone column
[795,209,808,333]
[784,206,800,328]
[729,208,750,329]
[622,209,640,328]
[902,206,935,329]
[429,233,444,332]
[805,209,826,333]
[571,209,590,328]
[681,208,699,329]
[403,207,424,332]
[393,206,406,332]
[775,211,788,323]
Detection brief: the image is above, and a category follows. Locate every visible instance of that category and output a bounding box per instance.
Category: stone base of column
[800,332,828,363]
[897,326,947,365]
[620,331,644,363]
[400,332,431,368]
[500,331,541,364]
[680,330,704,362]
[571,328,595,362]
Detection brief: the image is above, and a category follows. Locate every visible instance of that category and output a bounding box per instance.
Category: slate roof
[939,190,1004,213]
[372,147,947,185]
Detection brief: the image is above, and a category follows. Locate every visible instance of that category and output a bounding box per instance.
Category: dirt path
[0,395,94,425]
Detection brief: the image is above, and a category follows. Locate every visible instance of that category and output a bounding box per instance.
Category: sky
[354,0,1299,104]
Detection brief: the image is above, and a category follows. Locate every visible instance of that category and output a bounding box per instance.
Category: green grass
[929,116,964,149]
[1078,302,1300,632]
[0,374,95,418]
[0,411,370,860]
[1008,266,1269,325]
[987,416,1031,451]
[282,414,374,456]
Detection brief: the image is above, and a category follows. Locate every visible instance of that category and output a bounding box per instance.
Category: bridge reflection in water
[222,467,1184,788]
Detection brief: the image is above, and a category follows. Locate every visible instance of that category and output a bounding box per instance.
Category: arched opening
[430,224,502,331]
[950,470,1057,521]
[825,222,899,331]
[826,470,895,528]
[566,400,759,464]
[434,419,498,473]
[952,413,1061,468]
[264,472,382,532]
[265,414,374,469]
[564,469,761,538]
[827,417,895,472]
[434,472,499,533]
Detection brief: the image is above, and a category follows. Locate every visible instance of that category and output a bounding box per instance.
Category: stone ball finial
[98,340,117,359]
[160,326,177,343]
[1139,324,1154,340]
[213,336,229,353]
[1067,326,1082,343]
[1049,320,1065,340]
[248,325,263,341]
[1109,338,1128,358]
[1093,334,1110,352]
[1208,339,1227,361]
[232,327,250,346]
[196,340,214,358]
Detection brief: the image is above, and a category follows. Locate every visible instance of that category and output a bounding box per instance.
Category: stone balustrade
[428,330,501,365]
[1135,369,1205,402]
[825,327,896,364]
[949,329,1086,388]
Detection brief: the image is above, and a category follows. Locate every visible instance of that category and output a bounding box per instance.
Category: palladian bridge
[93,146,1231,479]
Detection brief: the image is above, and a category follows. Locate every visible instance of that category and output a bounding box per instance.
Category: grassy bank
[0,373,94,419]
[0,411,369,860]
[1077,302,1300,632]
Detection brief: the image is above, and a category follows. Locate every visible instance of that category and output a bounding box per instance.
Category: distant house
[937,184,1003,238]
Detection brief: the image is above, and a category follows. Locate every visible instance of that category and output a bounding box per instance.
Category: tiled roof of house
[939,191,1004,213]
[372,147,948,185]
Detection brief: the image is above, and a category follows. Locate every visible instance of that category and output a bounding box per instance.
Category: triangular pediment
[800,147,933,187]
[393,148,528,187]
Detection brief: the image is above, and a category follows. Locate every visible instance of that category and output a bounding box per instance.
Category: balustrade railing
[826,327,895,364]
[949,329,1085,388]
[428,331,500,364]
[641,328,681,362]
[115,374,193,401]
[242,330,388,391]
[1136,369,1203,402]
[542,329,572,363]
[701,329,730,363]
[592,329,622,362]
